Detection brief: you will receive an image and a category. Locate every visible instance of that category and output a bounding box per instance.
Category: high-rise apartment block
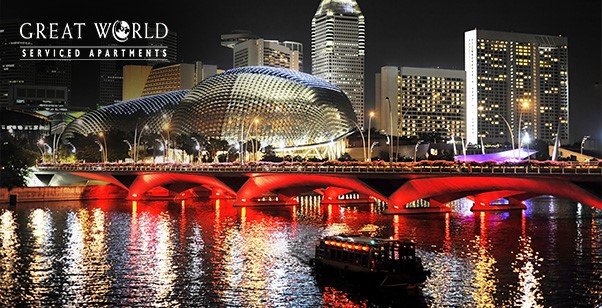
[375,66,466,140]
[465,29,568,145]
[222,31,303,71]
[312,0,365,128]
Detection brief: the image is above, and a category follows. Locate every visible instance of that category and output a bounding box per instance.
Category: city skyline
[1,0,599,144]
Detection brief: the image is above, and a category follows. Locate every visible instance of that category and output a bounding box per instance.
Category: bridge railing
[36,161,602,175]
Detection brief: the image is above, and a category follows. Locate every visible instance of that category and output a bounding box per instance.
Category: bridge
[33,161,602,214]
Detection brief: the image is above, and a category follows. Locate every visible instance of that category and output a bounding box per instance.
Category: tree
[531,139,550,161]
[0,133,38,188]
[337,152,356,162]
[261,145,283,162]
[68,132,103,162]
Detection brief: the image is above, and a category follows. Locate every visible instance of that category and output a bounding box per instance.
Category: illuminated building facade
[227,36,302,71]
[375,66,466,140]
[172,66,356,154]
[97,29,178,107]
[64,67,356,159]
[63,90,189,139]
[465,29,568,145]
[1,19,71,107]
[312,0,365,128]
[122,61,219,100]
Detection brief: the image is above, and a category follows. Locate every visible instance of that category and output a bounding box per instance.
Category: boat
[310,234,431,288]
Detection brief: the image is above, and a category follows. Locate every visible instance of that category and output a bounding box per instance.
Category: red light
[216,192,220,196]
[132,193,138,198]
[241,198,246,202]
[181,193,185,196]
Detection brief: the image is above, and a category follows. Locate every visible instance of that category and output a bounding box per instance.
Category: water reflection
[0,196,600,307]
[0,210,20,304]
[25,208,56,305]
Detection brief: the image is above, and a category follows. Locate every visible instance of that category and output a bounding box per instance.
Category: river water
[1,196,601,307]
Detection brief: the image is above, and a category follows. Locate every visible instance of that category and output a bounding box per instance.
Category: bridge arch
[127,173,237,200]
[234,174,391,206]
[386,176,602,214]
[70,172,130,191]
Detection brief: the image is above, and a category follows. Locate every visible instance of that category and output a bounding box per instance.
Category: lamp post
[580,135,590,155]
[244,117,259,163]
[123,140,132,160]
[351,120,367,162]
[523,130,531,163]
[479,105,516,157]
[385,97,393,164]
[253,118,259,161]
[517,99,530,155]
[367,111,374,161]
[51,126,66,163]
[134,125,148,162]
[191,137,200,164]
[163,123,171,162]
[94,140,104,162]
[37,139,46,163]
[98,132,108,162]
[414,140,424,163]
[66,142,76,154]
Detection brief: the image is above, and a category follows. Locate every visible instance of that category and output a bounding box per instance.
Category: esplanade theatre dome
[172,66,357,149]
[63,90,189,139]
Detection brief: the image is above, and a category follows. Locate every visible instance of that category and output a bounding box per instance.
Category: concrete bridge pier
[388,198,452,214]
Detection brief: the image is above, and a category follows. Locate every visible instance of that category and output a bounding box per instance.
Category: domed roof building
[63,90,189,139]
[172,66,357,150]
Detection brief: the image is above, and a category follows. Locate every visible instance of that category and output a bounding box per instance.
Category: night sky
[2,0,600,144]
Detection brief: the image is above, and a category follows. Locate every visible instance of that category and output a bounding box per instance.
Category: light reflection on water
[0,196,601,307]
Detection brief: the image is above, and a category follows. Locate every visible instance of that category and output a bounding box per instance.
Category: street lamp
[98,132,108,162]
[163,122,171,162]
[414,140,424,163]
[523,131,531,163]
[134,124,148,162]
[517,99,530,154]
[123,140,132,160]
[581,135,590,155]
[51,125,66,163]
[350,120,367,162]
[66,142,76,154]
[479,105,516,158]
[191,137,201,164]
[94,140,104,162]
[385,97,393,164]
[367,111,374,161]
[37,139,46,163]
[243,117,259,163]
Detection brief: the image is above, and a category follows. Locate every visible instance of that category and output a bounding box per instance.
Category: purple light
[455,149,538,163]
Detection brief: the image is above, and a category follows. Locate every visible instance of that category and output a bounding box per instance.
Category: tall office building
[312,0,365,128]
[465,29,568,146]
[375,66,466,140]
[0,19,71,107]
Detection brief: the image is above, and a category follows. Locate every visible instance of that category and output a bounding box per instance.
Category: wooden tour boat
[310,234,431,288]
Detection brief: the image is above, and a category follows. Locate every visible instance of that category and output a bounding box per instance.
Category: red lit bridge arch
[34,162,602,214]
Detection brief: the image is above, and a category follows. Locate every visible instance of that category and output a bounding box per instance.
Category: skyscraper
[0,19,71,108]
[465,29,569,146]
[312,0,365,128]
